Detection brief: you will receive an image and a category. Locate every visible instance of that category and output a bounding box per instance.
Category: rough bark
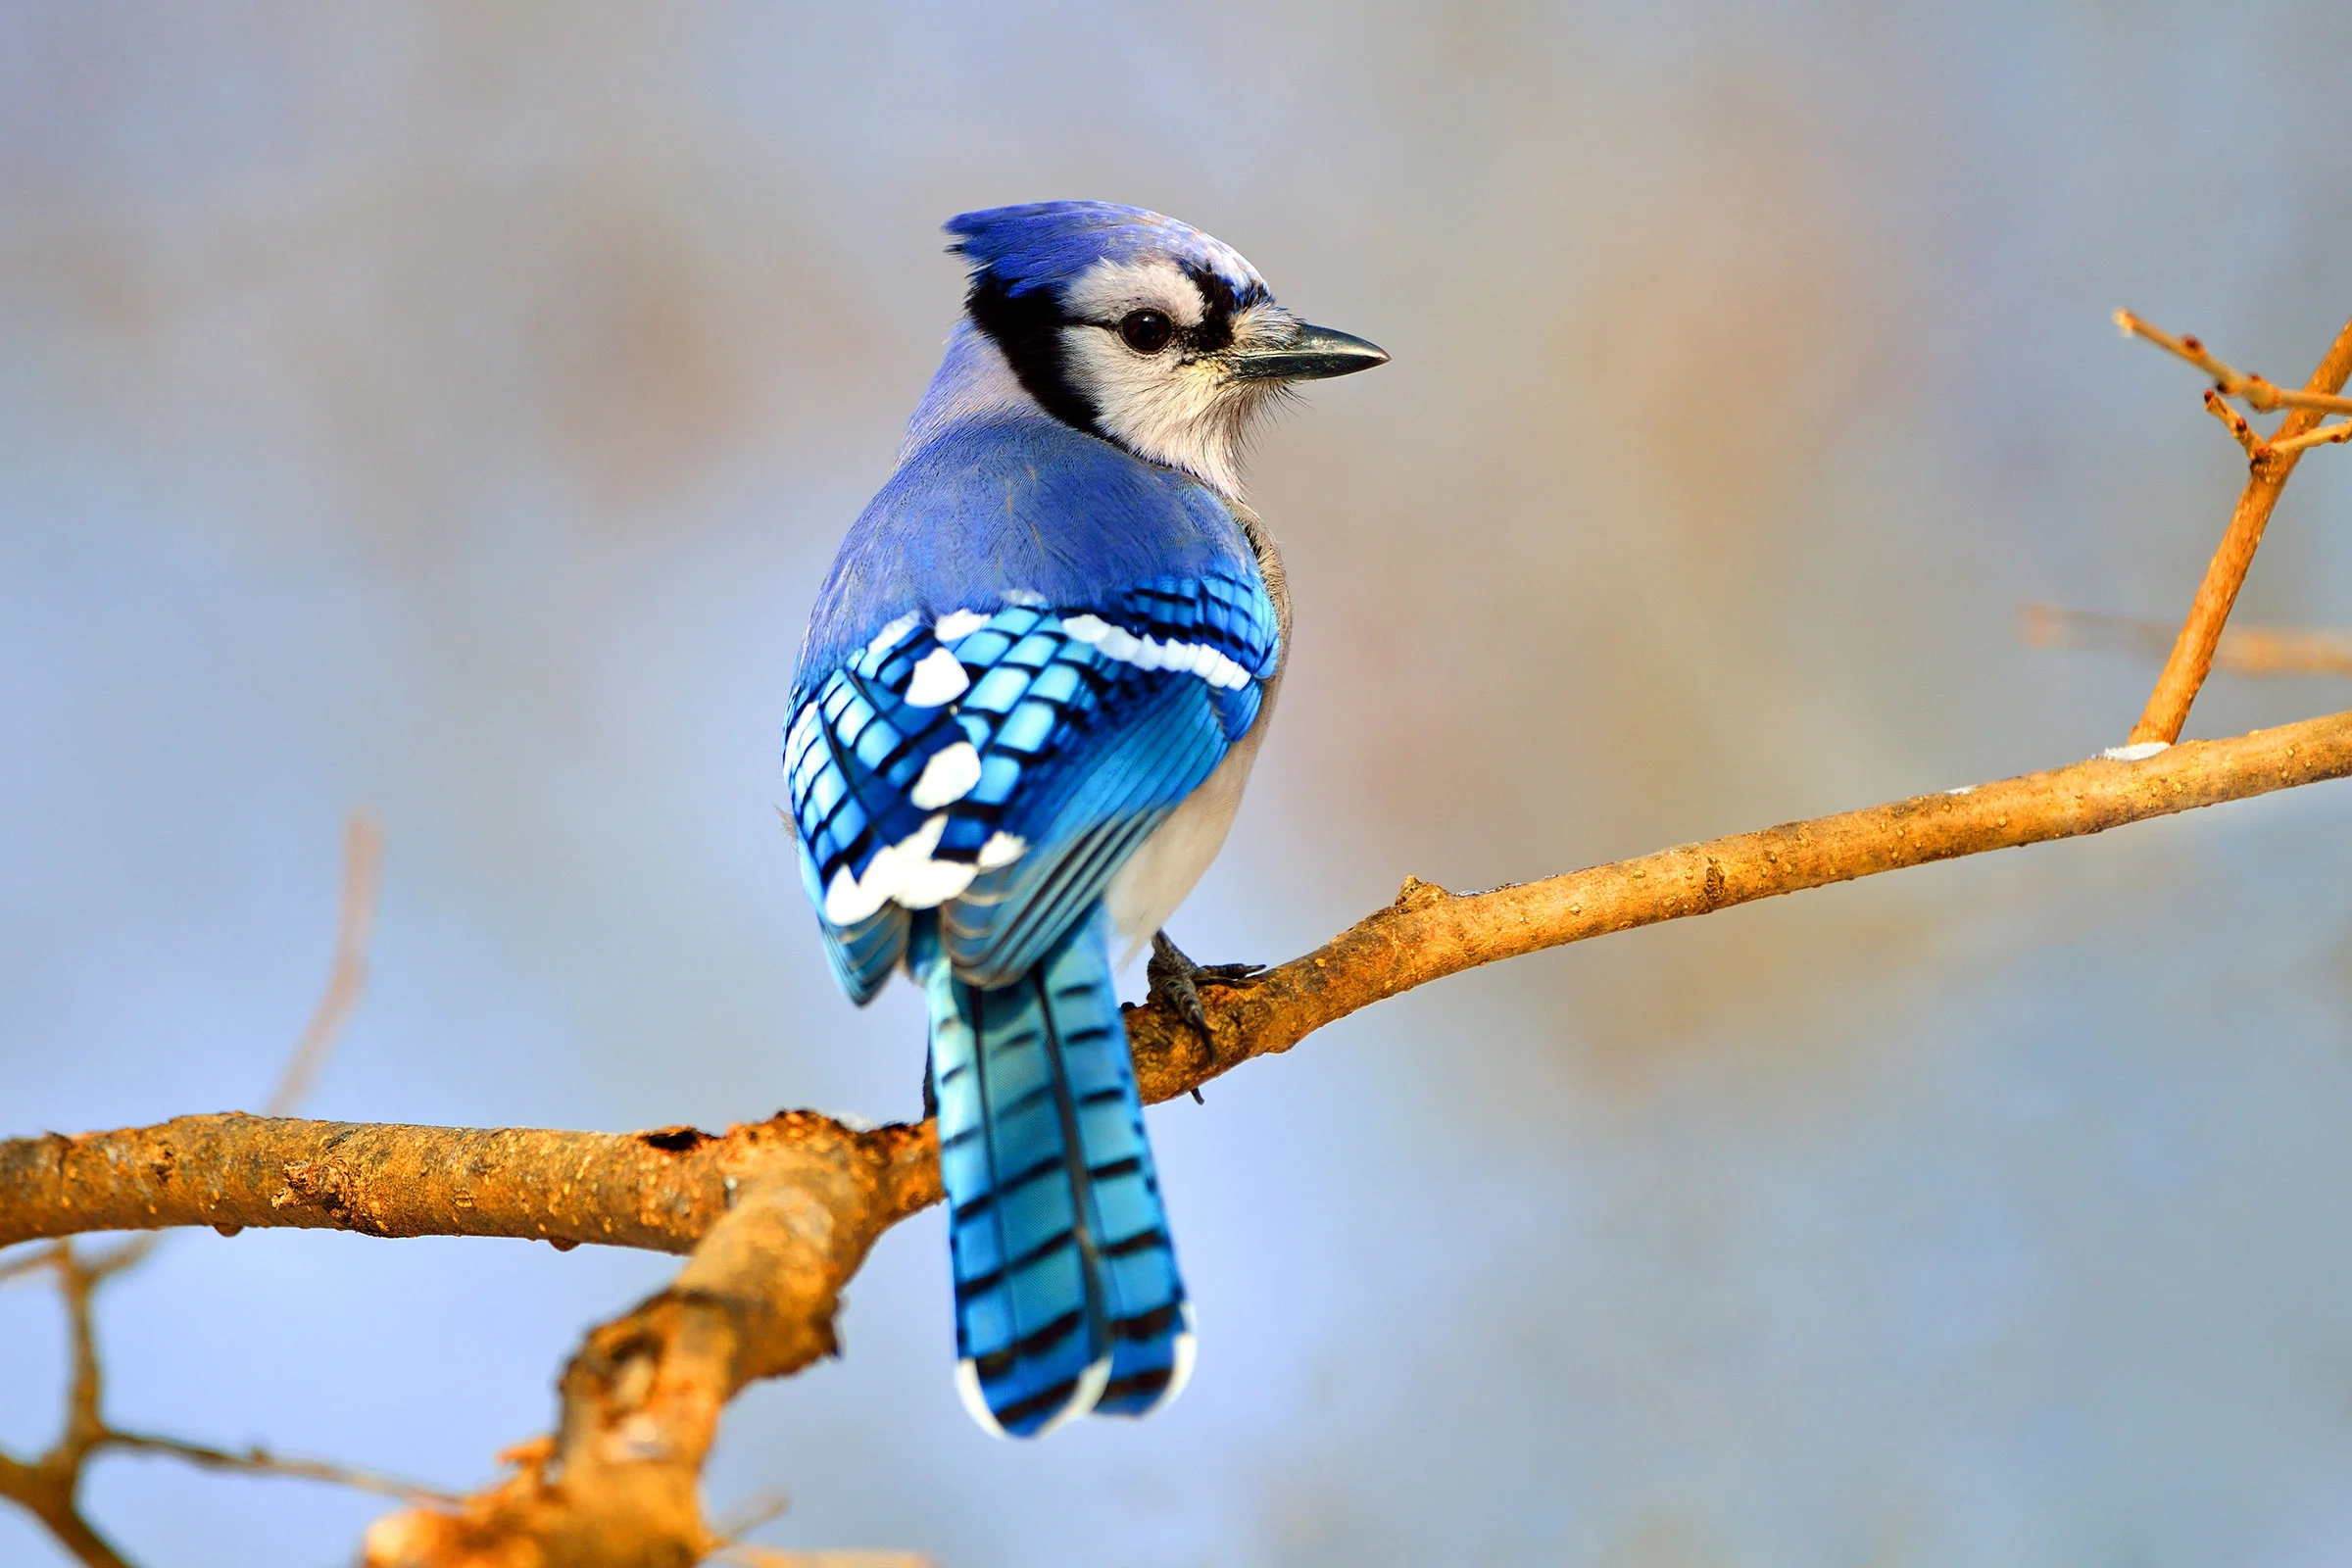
[0,1113,936,1256]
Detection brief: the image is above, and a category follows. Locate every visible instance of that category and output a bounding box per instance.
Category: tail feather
[924,908,1191,1437]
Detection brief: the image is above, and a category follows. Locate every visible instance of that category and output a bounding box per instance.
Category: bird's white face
[1054,255,1298,499]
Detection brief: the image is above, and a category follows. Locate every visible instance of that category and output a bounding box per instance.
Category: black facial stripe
[1182,265,1238,355]
[965,272,1100,433]
[965,263,1273,433]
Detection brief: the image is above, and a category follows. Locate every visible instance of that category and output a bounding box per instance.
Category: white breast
[1102,696,1276,960]
[1103,497,1293,963]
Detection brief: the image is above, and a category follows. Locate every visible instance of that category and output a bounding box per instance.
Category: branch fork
[2112,310,2352,745]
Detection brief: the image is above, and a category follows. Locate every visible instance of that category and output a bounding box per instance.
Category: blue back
[796,415,1259,696]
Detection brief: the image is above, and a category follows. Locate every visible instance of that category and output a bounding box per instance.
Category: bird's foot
[1147,931,1265,1047]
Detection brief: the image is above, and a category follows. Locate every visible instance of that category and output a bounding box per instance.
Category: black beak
[1230,321,1391,381]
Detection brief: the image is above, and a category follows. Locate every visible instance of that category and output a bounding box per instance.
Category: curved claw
[1147,931,1264,1049]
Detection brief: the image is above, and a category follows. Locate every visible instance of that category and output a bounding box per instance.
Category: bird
[783,202,1386,1438]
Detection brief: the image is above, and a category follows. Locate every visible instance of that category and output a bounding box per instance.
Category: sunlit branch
[2112,310,2352,745]
[2116,310,2352,418]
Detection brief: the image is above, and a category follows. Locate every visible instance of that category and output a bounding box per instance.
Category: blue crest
[945,201,1269,308]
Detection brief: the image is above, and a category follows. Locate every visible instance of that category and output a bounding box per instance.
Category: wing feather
[785,572,1277,995]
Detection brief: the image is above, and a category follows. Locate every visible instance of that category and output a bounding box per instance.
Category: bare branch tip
[711,1489,793,1546]
[2267,420,2352,458]
[2202,389,2262,455]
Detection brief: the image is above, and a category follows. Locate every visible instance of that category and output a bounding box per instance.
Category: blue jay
[784,202,1385,1438]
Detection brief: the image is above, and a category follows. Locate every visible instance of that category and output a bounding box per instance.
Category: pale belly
[1102,701,1274,962]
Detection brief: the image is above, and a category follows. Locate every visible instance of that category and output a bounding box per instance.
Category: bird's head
[945,201,1387,497]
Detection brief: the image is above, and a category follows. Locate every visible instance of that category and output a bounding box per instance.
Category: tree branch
[7,707,2352,1564]
[362,706,2352,1566]
[13,708,2352,1265]
[358,1162,931,1568]
[2114,310,2352,745]
[16,313,2352,1565]
[0,1114,937,1255]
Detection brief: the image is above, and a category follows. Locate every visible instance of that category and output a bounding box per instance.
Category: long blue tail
[920,908,1194,1438]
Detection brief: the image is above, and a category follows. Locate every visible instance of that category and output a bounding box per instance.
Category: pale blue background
[8,4,2352,1564]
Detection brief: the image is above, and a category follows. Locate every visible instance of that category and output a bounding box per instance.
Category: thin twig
[0,814,392,1568]
[2117,311,2352,744]
[100,1433,460,1507]
[0,1244,135,1567]
[710,1552,930,1568]
[2202,387,2261,455]
[78,1235,160,1282]
[61,1250,104,1453]
[702,1492,932,1568]
[710,1491,792,1544]
[268,812,383,1116]
[2023,604,2352,677]
[2266,419,2352,458]
[2117,310,2352,416]
[0,1241,63,1287]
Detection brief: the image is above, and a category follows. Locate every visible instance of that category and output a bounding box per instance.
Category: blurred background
[8,4,2352,1564]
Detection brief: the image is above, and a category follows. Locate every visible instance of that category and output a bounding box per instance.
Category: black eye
[1118,309,1175,355]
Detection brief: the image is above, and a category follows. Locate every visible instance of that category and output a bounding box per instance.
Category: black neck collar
[963,275,1100,434]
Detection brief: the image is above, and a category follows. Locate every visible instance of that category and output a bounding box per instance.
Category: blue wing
[785,569,1279,1000]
